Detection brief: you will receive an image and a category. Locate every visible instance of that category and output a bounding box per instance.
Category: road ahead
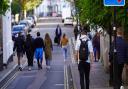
[4,17,74,89]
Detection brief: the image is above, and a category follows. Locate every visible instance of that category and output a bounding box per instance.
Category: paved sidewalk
[71,62,113,89]
[70,37,128,89]
[0,54,27,88]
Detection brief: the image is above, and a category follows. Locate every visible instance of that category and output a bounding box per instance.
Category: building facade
[34,0,71,17]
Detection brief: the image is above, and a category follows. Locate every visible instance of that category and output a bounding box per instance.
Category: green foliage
[21,0,43,11]
[11,0,21,15]
[75,0,128,30]
[0,0,9,15]
[12,0,42,12]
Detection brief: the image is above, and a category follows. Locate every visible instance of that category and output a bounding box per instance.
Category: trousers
[78,61,90,89]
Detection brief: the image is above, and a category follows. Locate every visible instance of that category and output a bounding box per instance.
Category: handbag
[54,36,58,43]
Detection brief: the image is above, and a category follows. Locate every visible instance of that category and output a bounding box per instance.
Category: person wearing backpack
[75,26,93,89]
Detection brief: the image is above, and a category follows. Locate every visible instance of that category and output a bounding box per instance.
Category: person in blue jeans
[60,33,69,61]
[92,32,100,62]
[34,32,45,70]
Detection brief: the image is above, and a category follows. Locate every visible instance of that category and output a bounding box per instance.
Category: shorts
[17,52,23,58]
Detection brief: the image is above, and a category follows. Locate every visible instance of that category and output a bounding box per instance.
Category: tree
[12,0,43,19]
[11,1,21,15]
[75,0,128,32]
[0,0,10,15]
[20,0,43,18]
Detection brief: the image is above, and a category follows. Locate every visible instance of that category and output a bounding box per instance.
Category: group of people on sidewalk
[74,24,128,89]
[13,31,53,71]
[13,24,69,71]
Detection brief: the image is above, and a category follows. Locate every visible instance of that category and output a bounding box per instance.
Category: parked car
[25,17,35,28]
[64,17,73,26]
[12,25,26,41]
[28,15,37,25]
[19,20,31,31]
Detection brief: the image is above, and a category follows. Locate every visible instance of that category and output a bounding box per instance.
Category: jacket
[44,38,53,59]
[115,36,127,64]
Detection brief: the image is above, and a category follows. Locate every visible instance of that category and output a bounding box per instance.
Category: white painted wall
[2,5,13,64]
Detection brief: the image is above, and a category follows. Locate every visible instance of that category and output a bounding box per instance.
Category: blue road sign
[104,0,125,6]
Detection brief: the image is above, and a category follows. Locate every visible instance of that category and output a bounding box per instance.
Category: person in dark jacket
[13,32,25,71]
[92,32,100,62]
[109,27,128,89]
[34,32,45,70]
[74,25,79,40]
[55,24,62,45]
[25,34,34,71]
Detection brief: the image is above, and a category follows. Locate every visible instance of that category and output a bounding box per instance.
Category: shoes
[28,67,31,71]
[120,86,124,89]
[38,65,42,70]
[18,67,22,71]
[46,66,50,69]
[46,66,51,70]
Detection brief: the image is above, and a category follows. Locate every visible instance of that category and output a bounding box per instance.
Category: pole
[74,0,80,31]
[113,6,119,89]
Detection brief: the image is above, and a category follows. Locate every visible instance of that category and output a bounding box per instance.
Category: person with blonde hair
[60,33,69,61]
[44,33,53,69]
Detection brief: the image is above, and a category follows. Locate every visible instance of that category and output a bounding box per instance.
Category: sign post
[104,0,125,89]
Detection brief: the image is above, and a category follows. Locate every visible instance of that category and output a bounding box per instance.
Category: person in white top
[75,27,93,89]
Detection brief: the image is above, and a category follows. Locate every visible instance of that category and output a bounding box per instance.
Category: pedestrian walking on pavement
[74,25,79,40]
[60,33,69,61]
[44,33,53,69]
[92,31,100,62]
[25,34,34,71]
[75,25,93,89]
[34,32,45,70]
[109,27,128,89]
[13,32,25,71]
[55,24,62,45]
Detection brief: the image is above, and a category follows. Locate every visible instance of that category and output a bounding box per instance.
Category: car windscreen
[13,27,23,31]
[19,23,27,26]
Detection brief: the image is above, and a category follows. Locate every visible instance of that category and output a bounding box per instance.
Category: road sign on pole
[104,0,125,6]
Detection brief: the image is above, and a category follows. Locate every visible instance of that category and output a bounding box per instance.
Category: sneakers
[48,66,51,69]
[46,66,51,70]
[18,67,22,71]
[64,59,66,62]
[28,67,31,71]
[120,86,124,89]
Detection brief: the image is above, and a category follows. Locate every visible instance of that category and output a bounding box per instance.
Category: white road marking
[55,84,64,86]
